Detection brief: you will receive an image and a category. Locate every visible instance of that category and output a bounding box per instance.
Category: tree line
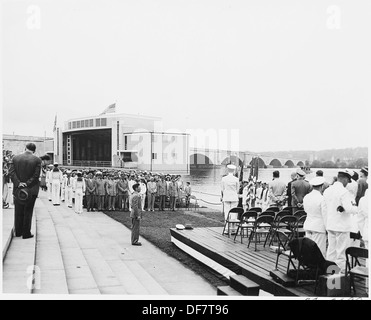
[310,158,368,169]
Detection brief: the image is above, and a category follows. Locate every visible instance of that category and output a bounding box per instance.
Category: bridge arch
[296,161,305,167]
[284,160,295,168]
[221,155,243,167]
[249,158,266,168]
[190,153,214,165]
[269,159,282,168]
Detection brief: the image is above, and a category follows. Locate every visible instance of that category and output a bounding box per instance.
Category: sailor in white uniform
[358,189,369,249]
[73,171,86,214]
[46,164,53,201]
[324,169,358,272]
[65,170,73,208]
[221,164,240,234]
[303,177,327,257]
[51,162,63,205]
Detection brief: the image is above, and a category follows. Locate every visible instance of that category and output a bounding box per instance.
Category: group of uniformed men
[43,163,192,213]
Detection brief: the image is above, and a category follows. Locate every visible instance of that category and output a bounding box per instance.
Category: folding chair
[248,207,262,214]
[282,206,295,215]
[295,215,307,238]
[264,211,287,246]
[265,215,297,248]
[345,247,369,296]
[222,207,244,238]
[260,210,276,218]
[267,206,280,213]
[293,210,307,218]
[234,211,258,243]
[247,215,274,251]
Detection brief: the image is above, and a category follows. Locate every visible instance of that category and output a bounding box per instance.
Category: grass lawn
[104,208,229,289]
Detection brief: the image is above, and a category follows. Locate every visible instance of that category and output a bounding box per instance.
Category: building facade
[2,134,54,159]
[54,113,190,174]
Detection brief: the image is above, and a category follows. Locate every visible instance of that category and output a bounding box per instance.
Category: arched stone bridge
[190,148,306,168]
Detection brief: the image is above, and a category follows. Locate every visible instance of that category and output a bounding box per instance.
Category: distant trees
[310,158,368,169]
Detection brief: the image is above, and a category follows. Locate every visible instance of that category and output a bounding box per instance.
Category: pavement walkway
[2,191,216,296]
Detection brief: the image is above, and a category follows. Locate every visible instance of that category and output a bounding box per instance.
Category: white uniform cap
[310,177,325,187]
[227,164,237,170]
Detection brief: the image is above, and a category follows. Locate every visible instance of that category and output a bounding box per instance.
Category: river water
[184,167,342,211]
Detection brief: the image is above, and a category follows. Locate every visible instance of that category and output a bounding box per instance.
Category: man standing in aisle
[9,143,41,239]
[324,169,358,272]
[221,164,239,234]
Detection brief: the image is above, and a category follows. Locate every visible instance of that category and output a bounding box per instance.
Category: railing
[63,160,112,168]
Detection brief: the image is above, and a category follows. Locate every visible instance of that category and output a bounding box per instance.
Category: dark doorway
[69,129,112,162]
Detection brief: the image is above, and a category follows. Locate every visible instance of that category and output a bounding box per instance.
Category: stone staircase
[3,194,214,295]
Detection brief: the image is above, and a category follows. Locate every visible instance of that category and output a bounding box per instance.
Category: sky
[1,0,370,152]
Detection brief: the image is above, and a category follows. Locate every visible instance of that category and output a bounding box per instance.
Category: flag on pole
[53,114,57,132]
[100,103,116,115]
[239,161,244,182]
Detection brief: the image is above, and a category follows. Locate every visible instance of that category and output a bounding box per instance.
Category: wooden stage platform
[170,227,368,297]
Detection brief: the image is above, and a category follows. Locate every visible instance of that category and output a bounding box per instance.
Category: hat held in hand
[16,187,30,204]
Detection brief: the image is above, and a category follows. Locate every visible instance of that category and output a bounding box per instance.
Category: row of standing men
[43,164,192,213]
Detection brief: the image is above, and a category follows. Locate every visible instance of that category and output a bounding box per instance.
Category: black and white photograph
[1,0,369,303]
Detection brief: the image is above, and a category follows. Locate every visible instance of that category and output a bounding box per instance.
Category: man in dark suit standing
[291,169,312,212]
[286,172,297,207]
[9,143,42,239]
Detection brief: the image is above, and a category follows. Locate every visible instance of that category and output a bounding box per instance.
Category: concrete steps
[68,210,168,295]
[33,202,69,294]
[43,198,169,295]
[2,212,36,294]
[3,193,215,296]
[46,205,100,294]
[2,208,14,261]
[54,206,128,294]
[69,217,150,295]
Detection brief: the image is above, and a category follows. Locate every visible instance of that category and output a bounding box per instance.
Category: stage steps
[217,286,242,296]
[217,274,260,296]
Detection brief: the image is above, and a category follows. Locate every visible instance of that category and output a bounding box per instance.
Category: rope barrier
[197,198,223,206]
[192,190,221,197]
